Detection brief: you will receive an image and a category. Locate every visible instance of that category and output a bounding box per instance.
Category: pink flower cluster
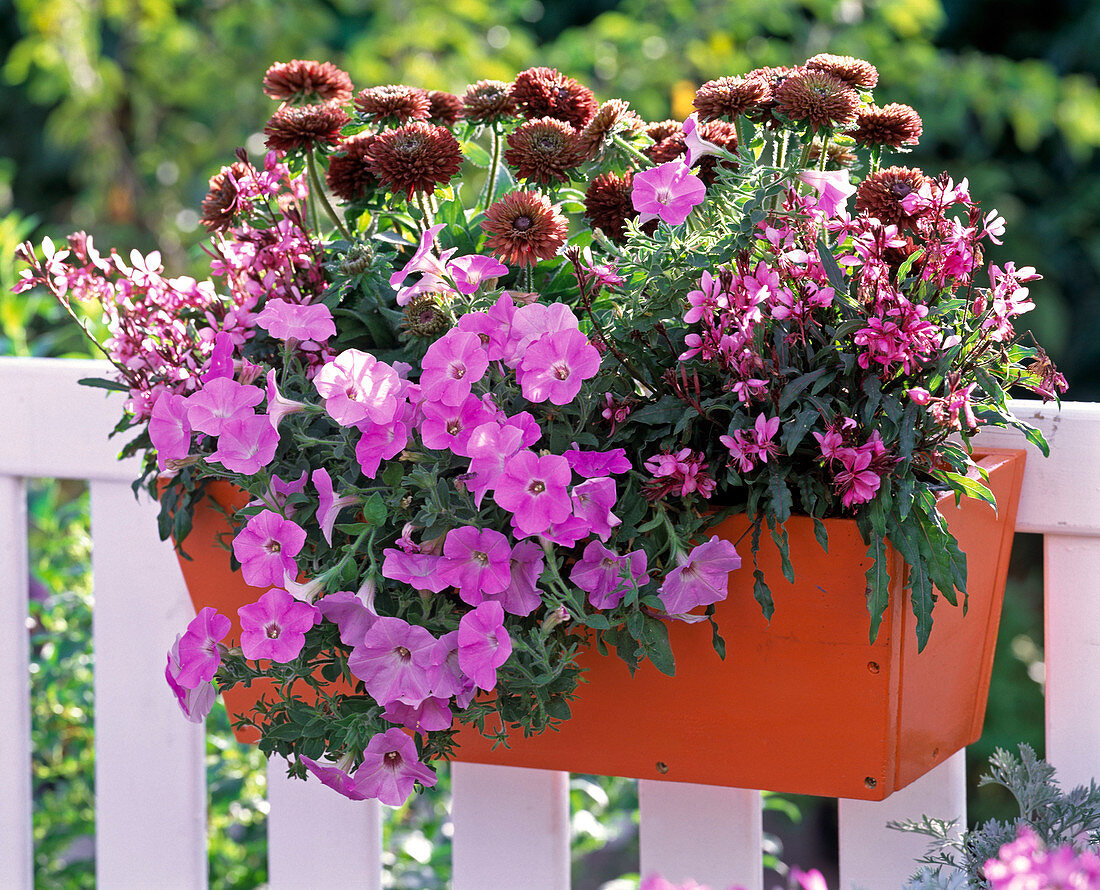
[644,448,716,500]
[984,828,1100,889]
[814,422,894,509]
[720,413,780,474]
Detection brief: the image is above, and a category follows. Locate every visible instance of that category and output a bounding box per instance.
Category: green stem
[612,134,654,169]
[414,191,435,231]
[485,125,503,207]
[733,116,749,159]
[796,138,815,170]
[818,135,831,171]
[306,152,352,241]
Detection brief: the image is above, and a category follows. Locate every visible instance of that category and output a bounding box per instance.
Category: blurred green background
[3,0,1093,886]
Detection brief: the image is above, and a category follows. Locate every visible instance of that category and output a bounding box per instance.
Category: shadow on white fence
[1,358,1098,889]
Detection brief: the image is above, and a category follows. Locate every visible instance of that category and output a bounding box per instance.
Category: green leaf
[941,471,997,508]
[637,617,676,676]
[78,377,129,392]
[816,236,849,298]
[812,517,829,553]
[782,407,820,455]
[752,568,775,620]
[460,139,492,167]
[778,368,830,413]
[628,396,686,426]
[361,493,387,526]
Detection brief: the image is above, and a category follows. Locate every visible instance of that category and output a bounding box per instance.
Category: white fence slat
[639,781,763,890]
[838,750,966,888]
[451,763,571,890]
[91,480,208,887]
[266,760,382,889]
[0,477,32,889]
[1045,535,1100,790]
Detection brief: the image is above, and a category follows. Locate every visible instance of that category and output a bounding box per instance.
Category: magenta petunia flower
[427,631,477,708]
[381,548,451,593]
[353,728,438,806]
[355,418,408,478]
[483,540,544,616]
[312,467,358,546]
[570,477,621,541]
[265,369,307,431]
[383,696,453,733]
[166,636,217,723]
[174,606,231,688]
[492,450,572,535]
[148,392,192,469]
[316,589,378,646]
[631,160,706,226]
[457,601,513,691]
[255,298,336,343]
[299,754,370,801]
[438,525,512,605]
[448,254,508,294]
[389,223,456,290]
[504,301,582,368]
[348,616,438,707]
[237,588,320,662]
[417,393,494,456]
[570,541,648,609]
[419,330,489,406]
[658,536,741,614]
[185,377,265,437]
[563,446,632,478]
[208,414,280,474]
[313,349,405,427]
[682,113,724,167]
[465,421,526,507]
[518,327,602,405]
[232,509,306,588]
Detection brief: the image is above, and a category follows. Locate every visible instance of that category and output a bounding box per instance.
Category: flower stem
[612,134,654,169]
[306,152,353,242]
[485,125,503,208]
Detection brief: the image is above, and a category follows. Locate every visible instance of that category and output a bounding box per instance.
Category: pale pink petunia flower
[208,414,280,474]
[148,391,192,469]
[420,330,490,406]
[448,254,508,294]
[383,696,453,733]
[682,113,724,166]
[570,477,621,541]
[353,728,438,806]
[482,540,544,616]
[312,467,358,546]
[355,419,409,478]
[255,298,336,343]
[185,377,264,436]
[299,753,370,801]
[166,636,217,723]
[316,586,378,647]
[570,541,648,609]
[389,223,456,290]
[265,369,307,430]
[381,548,451,593]
[313,349,404,428]
[173,606,231,688]
[631,160,706,226]
[237,588,320,662]
[232,509,306,588]
[457,601,512,691]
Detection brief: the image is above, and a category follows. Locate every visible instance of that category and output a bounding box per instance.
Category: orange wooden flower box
[173,448,1025,800]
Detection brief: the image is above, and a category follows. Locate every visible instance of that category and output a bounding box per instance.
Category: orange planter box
[172,449,1025,800]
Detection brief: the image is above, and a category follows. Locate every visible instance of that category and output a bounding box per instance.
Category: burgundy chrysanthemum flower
[510,67,598,128]
[583,170,637,243]
[743,65,802,127]
[805,53,879,89]
[427,90,464,126]
[773,69,860,132]
[644,119,687,165]
[855,165,928,227]
[481,190,569,267]
[504,117,583,185]
[577,99,644,161]
[852,103,924,148]
[462,80,516,124]
[693,74,769,122]
[263,103,350,152]
[367,122,464,198]
[354,85,431,125]
[325,133,380,201]
[200,161,252,232]
[262,59,354,104]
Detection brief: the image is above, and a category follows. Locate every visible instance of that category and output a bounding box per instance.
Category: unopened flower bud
[542,606,570,632]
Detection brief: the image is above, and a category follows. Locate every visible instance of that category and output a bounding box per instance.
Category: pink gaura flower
[631,160,706,226]
[232,510,306,588]
[166,636,217,723]
[517,327,601,405]
[438,525,512,605]
[457,601,512,691]
[449,254,508,294]
[173,606,231,688]
[349,616,438,706]
[570,542,648,609]
[237,588,320,662]
[833,448,882,508]
[185,377,264,436]
[313,349,404,427]
[353,728,438,806]
[493,450,573,535]
[420,330,489,406]
[148,392,192,469]
[208,414,280,474]
[255,298,336,343]
[658,536,741,614]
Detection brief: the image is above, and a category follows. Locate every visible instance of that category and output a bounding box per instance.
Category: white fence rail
[1,357,1098,889]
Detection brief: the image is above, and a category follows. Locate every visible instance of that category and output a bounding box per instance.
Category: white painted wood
[1045,535,1100,790]
[838,750,966,889]
[91,480,208,887]
[0,477,32,889]
[974,401,1100,537]
[451,763,570,890]
[0,358,137,482]
[639,781,763,890]
[266,759,383,889]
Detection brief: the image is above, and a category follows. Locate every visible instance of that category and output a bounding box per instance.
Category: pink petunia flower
[383,696,453,733]
[570,477,621,541]
[265,369,307,430]
[148,392,192,469]
[255,298,336,343]
[355,419,409,478]
[420,330,490,406]
[200,330,236,383]
[517,327,602,405]
[232,510,307,588]
[315,588,378,646]
[417,393,494,456]
[570,541,648,609]
[353,728,438,806]
[427,631,477,707]
[237,588,320,662]
[348,616,438,707]
[682,113,724,167]
[465,421,526,507]
[173,606,231,688]
[482,540,544,616]
[312,467,358,546]
[208,414,280,474]
[563,446,632,478]
[313,349,404,427]
[166,636,217,723]
[631,160,706,226]
[381,548,451,593]
[299,753,370,801]
[658,536,741,614]
[457,601,513,691]
[185,377,265,437]
[448,254,508,294]
[389,223,456,291]
[798,169,857,218]
[438,525,512,605]
[493,450,573,535]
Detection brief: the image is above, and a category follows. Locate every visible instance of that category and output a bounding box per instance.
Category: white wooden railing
[1,357,1098,889]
